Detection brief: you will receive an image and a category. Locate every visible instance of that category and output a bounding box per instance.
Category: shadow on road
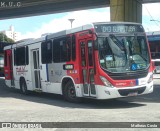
[124,84,160,103]
[0,78,159,109]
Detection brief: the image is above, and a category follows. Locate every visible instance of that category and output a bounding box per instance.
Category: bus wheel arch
[19,77,28,95]
[62,77,81,103]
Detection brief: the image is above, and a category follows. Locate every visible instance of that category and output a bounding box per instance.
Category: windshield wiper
[109,34,125,51]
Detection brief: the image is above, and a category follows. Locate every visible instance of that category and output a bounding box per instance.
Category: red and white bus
[147,32,160,73]
[4,22,154,102]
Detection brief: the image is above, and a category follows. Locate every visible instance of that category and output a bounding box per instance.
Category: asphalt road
[0,75,160,131]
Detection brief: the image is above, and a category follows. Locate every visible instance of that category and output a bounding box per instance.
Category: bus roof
[3,45,12,50]
[47,24,93,39]
[4,37,46,50]
[93,22,142,25]
[4,22,142,50]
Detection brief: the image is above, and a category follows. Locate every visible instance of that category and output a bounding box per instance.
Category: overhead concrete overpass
[0,0,160,23]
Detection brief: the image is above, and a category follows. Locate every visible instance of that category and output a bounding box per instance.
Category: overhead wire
[143,4,160,29]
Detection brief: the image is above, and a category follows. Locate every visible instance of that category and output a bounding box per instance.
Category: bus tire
[20,79,28,95]
[63,81,81,103]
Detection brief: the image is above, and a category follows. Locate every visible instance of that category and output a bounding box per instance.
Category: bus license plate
[128,92,138,96]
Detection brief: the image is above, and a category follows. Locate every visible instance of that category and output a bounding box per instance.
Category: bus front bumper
[96,81,153,99]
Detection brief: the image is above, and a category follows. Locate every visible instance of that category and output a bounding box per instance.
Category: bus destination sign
[94,24,144,33]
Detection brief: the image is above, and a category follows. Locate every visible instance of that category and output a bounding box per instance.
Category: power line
[144,4,160,29]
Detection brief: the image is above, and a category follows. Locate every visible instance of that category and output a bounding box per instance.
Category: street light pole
[68,19,75,28]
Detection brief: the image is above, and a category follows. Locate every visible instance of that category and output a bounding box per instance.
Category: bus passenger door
[4,50,14,86]
[31,49,41,89]
[80,39,96,97]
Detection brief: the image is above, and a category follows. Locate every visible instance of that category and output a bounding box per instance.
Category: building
[0,25,21,42]
[146,31,160,55]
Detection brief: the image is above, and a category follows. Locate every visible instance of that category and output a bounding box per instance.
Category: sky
[0,3,160,40]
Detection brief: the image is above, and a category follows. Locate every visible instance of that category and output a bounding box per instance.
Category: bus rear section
[4,48,14,87]
[0,42,12,77]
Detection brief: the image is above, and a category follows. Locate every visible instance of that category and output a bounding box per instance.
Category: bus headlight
[147,74,153,83]
[100,76,114,88]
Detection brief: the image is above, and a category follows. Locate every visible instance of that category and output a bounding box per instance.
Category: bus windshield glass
[97,34,150,73]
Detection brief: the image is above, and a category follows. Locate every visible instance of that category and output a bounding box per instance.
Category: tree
[0,33,14,43]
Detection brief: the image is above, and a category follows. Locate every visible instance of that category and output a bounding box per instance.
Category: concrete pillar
[110,0,142,23]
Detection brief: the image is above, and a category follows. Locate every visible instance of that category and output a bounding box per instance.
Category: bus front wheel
[63,81,81,103]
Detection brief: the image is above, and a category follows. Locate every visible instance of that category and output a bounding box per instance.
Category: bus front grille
[118,86,146,96]
[103,68,149,80]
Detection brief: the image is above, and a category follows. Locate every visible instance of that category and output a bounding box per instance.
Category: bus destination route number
[102,26,136,33]
[95,24,144,33]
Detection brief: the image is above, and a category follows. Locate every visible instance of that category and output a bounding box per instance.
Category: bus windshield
[98,34,150,73]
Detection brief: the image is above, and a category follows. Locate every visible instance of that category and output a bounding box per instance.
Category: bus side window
[41,41,52,64]
[88,40,93,66]
[26,46,29,65]
[4,51,8,67]
[53,37,70,63]
[14,49,16,66]
[14,46,29,66]
[16,47,26,66]
[66,36,71,61]
[53,39,61,63]
[61,39,68,62]
[72,35,76,61]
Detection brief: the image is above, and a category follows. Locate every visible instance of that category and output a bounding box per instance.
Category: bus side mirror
[94,40,98,50]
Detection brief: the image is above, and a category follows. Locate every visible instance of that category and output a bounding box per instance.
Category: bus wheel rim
[68,86,76,98]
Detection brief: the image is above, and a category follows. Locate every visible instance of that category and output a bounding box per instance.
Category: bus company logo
[16,66,25,72]
[2,123,11,128]
[116,81,136,87]
[16,67,28,75]
[115,82,127,86]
